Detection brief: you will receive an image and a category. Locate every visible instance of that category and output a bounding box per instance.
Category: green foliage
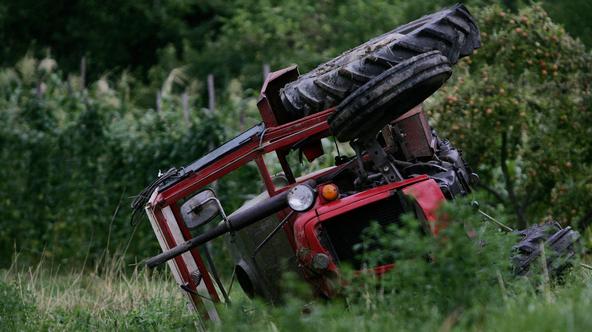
[1,199,591,331]
[0,280,36,330]
[0,0,228,81]
[2,258,592,331]
[544,0,592,48]
[482,272,592,331]
[0,54,261,267]
[350,199,514,323]
[1,0,589,94]
[429,4,592,227]
[207,200,590,331]
[0,260,198,331]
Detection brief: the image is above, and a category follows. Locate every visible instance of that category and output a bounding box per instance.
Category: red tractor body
[291,175,445,296]
[142,67,464,323]
[139,6,581,327]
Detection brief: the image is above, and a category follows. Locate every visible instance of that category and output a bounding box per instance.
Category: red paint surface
[152,207,209,319]
[146,77,448,310]
[402,179,446,235]
[170,204,220,303]
[290,175,446,296]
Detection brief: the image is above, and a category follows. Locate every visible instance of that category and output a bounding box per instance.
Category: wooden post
[239,109,245,130]
[36,81,43,99]
[156,91,162,113]
[80,56,86,89]
[263,63,270,81]
[207,74,215,113]
[206,75,217,190]
[182,91,190,122]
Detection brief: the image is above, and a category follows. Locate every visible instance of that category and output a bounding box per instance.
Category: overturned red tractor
[134,4,579,324]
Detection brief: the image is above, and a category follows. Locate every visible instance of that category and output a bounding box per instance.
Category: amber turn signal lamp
[320,184,339,201]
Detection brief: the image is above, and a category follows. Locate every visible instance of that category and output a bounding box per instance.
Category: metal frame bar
[146,108,334,320]
[154,108,333,206]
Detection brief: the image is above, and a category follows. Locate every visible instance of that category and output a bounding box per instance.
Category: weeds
[208,199,591,332]
[0,254,197,331]
[1,199,590,331]
[350,199,515,319]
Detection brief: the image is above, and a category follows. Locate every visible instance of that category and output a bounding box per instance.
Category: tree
[429,4,592,228]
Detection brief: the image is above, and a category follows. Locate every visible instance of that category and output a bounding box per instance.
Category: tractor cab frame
[143,66,451,324]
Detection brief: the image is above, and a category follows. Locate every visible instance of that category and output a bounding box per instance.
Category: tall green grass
[2,200,590,331]
[210,200,592,331]
[0,254,197,330]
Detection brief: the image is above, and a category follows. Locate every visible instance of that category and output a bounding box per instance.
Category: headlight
[287,184,316,212]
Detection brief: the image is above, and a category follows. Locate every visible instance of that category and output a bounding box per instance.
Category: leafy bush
[1,197,589,331]
[0,280,37,330]
[1,2,590,271]
[429,4,592,228]
[0,55,262,267]
[209,198,589,331]
[348,198,514,325]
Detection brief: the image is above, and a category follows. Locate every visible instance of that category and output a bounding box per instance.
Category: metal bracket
[351,138,402,184]
[391,123,410,160]
[251,211,294,260]
[194,191,231,233]
[351,141,369,184]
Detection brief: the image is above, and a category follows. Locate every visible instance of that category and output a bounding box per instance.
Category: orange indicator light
[321,184,339,201]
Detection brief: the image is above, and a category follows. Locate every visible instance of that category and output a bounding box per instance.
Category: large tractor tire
[328,51,451,142]
[279,3,480,121]
[512,222,580,277]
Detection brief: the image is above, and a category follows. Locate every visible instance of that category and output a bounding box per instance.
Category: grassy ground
[2,205,591,331]
[2,260,591,331]
[0,255,197,331]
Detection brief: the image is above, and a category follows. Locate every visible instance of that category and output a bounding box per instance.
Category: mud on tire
[279,3,480,120]
[329,51,452,142]
[512,222,580,277]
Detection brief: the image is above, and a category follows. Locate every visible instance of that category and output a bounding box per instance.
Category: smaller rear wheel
[512,222,580,277]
